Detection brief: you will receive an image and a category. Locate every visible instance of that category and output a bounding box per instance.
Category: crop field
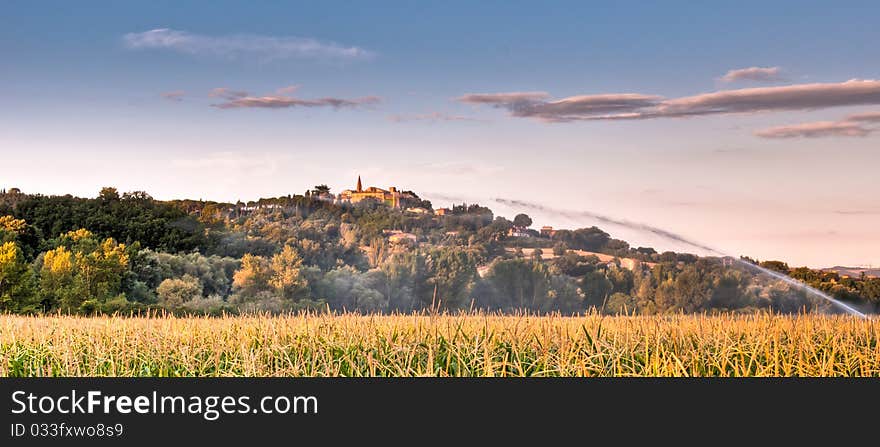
[1,313,879,377]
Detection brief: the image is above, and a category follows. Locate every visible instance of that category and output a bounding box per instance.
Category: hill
[1,186,878,315]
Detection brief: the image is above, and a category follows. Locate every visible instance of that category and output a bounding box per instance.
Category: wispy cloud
[123,28,372,62]
[275,85,301,95]
[208,88,248,100]
[755,121,870,139]
[414,161,504,176]
[457,91,550,105]
[388,112,484,123]
[160,90,185,102]
[755,110,880,139]
[846,111,880,123]
[657,80,880,117]
[719,66,784,83]
[461,93,662,122]
[209,87,381,110]
[459,80,880,123]
[171,151,289,171]
[833,208,880,215]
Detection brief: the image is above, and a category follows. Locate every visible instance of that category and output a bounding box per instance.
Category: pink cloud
[658,80,880,117]
[160,90,185,102]
[123,28,372,62]
[846,111,880,123]
[275,85,301,95]
[211,87,381,109]
[457,92,550,105]
[719,66,783,83]
[514,94,663,122]
[459,80,880,122]
[755,109,880,139]
[208,88,249,100]
[754,121,871,139]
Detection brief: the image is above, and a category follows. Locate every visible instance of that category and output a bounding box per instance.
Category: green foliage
[315,266,386,312]
[12,189,206,253]
[157,275,203,309]
[0,241,36,312]
[37,230,129,312]
[0,187,877,316]
[513,213,532,228]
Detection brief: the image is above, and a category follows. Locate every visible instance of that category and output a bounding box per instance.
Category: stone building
[337,176,413,209]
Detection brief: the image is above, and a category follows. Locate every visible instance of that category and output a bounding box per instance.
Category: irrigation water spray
[429,193,867,318]
[492,197,867,318]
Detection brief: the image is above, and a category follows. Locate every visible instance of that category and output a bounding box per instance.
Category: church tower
[356,175,363,192]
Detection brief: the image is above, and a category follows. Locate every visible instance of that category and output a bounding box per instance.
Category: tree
[759,260,790,274]
[544,274,584,313]
[38,230,129,312]
[424,247,478,309]
[98,187,120,202]
[580,270,613,309]
[552,242,567,256]
[657,266,710,313]
[316,266,385,311]
[379,251,429,311]
[13,190,207,254]
[38,245,75,310]
[0,241,35,312]
[0,215,39,258]
[269,245,308,300]
[484,259,551,311]
[513,213,532,228]
[157,275,202,309]
[0,215,27,236]
[604,292,639,315]
[232,253,271,298]
[553,227,610,251]
[232,247,309,303]
[659,251,678,263]
[531,247,544,261]
[199,203,224,226]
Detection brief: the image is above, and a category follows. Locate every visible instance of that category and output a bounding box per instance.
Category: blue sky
[2,0,879,267]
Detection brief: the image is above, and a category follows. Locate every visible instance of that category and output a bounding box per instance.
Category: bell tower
[356,175,363,192]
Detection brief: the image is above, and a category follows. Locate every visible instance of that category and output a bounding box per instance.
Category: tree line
[1,187,877,315]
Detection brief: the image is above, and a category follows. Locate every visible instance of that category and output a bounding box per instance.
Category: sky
[1,0,879,268]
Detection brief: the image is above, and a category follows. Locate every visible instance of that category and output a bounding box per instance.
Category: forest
[1,186,878,315]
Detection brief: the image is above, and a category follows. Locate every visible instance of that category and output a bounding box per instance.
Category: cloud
[459,80,880,122]
[275,85,301,95]
[754,121,871,139]
[517,94,662,122]
[719,66,784,83]
[210,87,381,110]
[846,111,880,123]
[388,112,483,123]
[457,91,550,105]
[414,161,503,176]
[171,151,289,171]
[457,91,661,122]
[209,88,249,100]
[123,28,372,61]
[833,208,880,216]
[755,109,880,139]
[160,90,185,102]
[657,80,880,117]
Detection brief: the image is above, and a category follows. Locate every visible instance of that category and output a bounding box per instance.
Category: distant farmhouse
[337,176,415,209]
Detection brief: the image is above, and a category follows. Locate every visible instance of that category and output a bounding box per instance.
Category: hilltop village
[1,184,878,315]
